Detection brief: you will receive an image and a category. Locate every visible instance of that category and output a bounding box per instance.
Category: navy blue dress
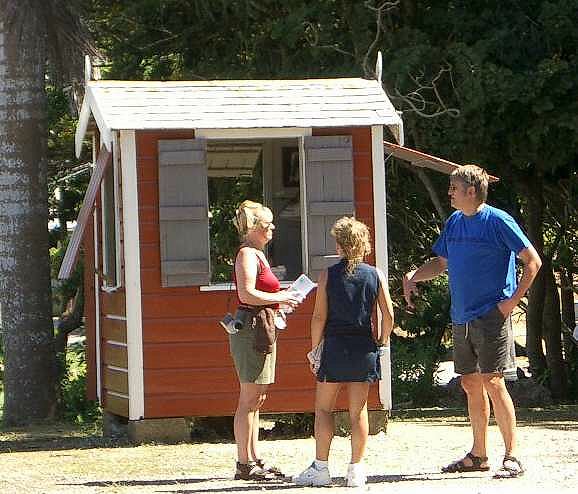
[317,260,381,383]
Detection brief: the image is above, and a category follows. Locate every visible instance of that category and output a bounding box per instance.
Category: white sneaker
[293,462,331,486]
[346,463,366,487]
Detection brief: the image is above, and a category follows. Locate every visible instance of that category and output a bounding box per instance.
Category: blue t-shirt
[432,205,530,324]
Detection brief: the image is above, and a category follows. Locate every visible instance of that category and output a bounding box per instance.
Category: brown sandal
[441,452,490,473]
[256,459,285,478]
[493,455,524,478]
[234,461,275,480]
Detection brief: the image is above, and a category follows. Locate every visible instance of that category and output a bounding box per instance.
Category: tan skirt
[229,325,276,384]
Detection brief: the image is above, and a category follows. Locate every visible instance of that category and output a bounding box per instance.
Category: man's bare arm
[497,245,542,317]
[403,256,448,308]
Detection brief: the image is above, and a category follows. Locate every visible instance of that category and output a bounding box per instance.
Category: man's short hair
[451,165,489,202]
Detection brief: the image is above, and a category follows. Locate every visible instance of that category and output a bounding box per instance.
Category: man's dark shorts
[452,306,516,375]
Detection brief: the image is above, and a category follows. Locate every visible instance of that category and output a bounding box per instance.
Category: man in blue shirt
[403,165,541,478]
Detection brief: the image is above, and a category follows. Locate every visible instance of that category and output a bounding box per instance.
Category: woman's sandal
[493,455,524,478]
[441,452,490,473]
[234,461,275,481]
[256,458,285,478]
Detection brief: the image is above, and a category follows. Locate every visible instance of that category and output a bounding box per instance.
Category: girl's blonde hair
[233,200,273,238]
[331,216,372,275]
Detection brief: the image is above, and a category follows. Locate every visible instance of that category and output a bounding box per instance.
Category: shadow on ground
[0,434,131,454]
[155,472,489,493]
[1,405,577,454]
[62,477,229,488]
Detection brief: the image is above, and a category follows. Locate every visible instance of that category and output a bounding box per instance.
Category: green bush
[391,337,444,406]
[392,276,451,407]
[50,240,82,317]
[60,344,100,424]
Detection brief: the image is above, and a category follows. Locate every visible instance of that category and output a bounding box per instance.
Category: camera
[219,307,253,334]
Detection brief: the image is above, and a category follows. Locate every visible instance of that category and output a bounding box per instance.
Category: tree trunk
[522,175,547,378]
[414,167,448,221]
[560,265,576,357]
[542,259,567,400]
[405,134,448,222]
[0,8,56,425]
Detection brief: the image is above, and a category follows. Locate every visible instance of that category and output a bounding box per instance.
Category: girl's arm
[310,269,328,350]
[376,268,394,345]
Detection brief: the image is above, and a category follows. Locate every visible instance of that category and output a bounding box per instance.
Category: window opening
[207,138,303,283]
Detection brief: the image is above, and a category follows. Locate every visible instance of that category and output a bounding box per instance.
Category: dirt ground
[1,408,577,494]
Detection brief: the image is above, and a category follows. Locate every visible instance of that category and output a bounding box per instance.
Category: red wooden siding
[136,128,379,418]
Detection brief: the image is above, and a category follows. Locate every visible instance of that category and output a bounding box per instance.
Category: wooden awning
[384,141,499,182]
[58,146,112,279]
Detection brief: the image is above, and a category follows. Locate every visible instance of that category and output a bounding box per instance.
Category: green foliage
[567,355,578,401]
[391,337,444,407]
[397,277,451,339]
[60,345,100,424]
[75,0,577,402]
[392,278,451,407]
[208,159,263,283]
[86,0,381,80]
[50,240,83,316]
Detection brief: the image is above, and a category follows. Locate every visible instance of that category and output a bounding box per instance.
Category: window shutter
[304,135,354,281]
[158,139,209,287]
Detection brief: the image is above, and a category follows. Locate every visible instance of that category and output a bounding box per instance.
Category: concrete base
[102,411,128,439]
[334,410,389,436]
[127,417,190,444]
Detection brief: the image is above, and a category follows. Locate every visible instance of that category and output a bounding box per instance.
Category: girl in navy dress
[294,217,394,487]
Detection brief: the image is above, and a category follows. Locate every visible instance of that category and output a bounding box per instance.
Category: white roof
[75,78,403,156]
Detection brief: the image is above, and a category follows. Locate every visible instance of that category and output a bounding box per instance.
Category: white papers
[275,273,316,330]
[307,340,324,374]
[289,273,316,299]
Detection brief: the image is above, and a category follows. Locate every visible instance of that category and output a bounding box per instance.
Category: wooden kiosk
[59,57,408,439]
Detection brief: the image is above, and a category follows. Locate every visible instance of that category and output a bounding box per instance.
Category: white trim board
[298,136,309,275]
[371,125,388,278]
[195,127,312,139]
[119,130,145,420]
[371,124,392,411]
[93,209,102,404]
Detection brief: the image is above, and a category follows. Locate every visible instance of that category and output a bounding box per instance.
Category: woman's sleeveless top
[324,260,379,338]
[234,249,280,305]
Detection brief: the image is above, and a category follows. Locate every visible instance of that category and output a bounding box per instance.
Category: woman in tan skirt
[230,200,300,480]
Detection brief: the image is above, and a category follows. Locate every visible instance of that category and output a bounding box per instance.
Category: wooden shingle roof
[75,78,402,156]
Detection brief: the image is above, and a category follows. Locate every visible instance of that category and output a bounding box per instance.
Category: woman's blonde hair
[233,200,273,238]
[331,217,372,275]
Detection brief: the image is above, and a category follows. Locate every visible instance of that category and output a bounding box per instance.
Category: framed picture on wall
[282,146,300,187]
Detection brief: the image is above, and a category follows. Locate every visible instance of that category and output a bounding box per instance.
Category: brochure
[275,273,316,329]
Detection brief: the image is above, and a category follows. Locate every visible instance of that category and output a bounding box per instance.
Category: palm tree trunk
[0,8,56,425]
